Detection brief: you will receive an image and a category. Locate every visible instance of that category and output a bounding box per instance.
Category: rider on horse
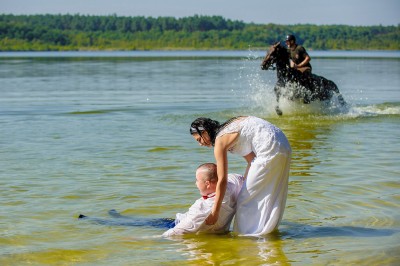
[285,34,312,77]
[260,36,347,115]
[285,34,315,99]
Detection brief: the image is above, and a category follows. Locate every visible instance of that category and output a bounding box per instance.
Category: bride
[189,116,292,236]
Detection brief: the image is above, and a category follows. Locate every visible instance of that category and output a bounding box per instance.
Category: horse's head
[261,41,287,70]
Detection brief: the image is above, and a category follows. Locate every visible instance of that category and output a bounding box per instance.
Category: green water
[0,52,399,265]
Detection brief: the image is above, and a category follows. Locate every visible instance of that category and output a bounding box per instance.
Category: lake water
[0,50,399,265]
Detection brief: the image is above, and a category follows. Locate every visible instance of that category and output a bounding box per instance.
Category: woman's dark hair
[220,116,243,129]
[190,117,221,145]
[190,116,244,146]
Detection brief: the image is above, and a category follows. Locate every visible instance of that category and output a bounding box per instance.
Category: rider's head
[285,34,296,48]
[286,34,296,42]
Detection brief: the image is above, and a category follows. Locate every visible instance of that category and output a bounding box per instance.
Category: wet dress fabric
[216,116,292,236]
[162,174,244,237]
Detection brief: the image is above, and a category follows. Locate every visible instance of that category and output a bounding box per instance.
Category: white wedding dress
[216,116,292,236]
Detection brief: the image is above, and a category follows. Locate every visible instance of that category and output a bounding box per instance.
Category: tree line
[0,14,399,51]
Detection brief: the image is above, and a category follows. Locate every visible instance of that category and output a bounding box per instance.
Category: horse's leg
[329,80,340,94]
[291,70,312,104]
[274,84,283,115]
[302,72,316,103]
[326,79,347,106]
[334,86,347,106]
[332,82,347,106]
[274,84,281,102]
[309,75,332,102]
[318,77,331,101]
[337,93,346,106]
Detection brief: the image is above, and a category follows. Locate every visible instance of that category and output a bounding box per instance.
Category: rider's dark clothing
[288,45,312,75]
[288,44,313,102]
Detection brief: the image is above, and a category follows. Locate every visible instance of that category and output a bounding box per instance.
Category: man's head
[195,163,218,196]
[285,34,296,49]
[286,34,296,42]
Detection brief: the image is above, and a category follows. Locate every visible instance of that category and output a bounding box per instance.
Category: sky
[1,0,399,26]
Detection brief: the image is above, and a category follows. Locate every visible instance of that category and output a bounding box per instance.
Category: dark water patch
[78,210,175,228]
[280,222,397,239]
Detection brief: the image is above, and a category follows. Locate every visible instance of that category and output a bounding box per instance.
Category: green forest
[0,14,399,51]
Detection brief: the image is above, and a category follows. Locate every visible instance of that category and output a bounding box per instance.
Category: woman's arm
[206,133,238,225]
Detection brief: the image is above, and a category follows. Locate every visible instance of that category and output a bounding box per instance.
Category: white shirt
[162,173,244,237]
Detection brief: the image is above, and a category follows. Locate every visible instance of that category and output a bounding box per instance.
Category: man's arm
[294,46,311,69]
[162,200,211,237]
[163,174,245,237]
[296,54,311,68]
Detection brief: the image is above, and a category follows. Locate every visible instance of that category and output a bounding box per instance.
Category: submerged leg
[108,209,175,228]
[274,85,283,116]
[78,210,175,229]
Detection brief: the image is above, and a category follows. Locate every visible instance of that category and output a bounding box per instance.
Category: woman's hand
[205,211,219,225]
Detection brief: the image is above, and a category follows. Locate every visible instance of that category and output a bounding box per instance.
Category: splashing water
[239,50,400,119]
[347,102,400,117]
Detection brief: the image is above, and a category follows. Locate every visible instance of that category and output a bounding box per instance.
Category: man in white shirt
[162,163,244,237]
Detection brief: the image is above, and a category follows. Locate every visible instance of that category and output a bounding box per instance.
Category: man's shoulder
[227,173,244,179]
[295,45,308,54]
[226,173,244,199]
[227,173,245,185]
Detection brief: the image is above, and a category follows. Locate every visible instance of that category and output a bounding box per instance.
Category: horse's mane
[271,42,289,66]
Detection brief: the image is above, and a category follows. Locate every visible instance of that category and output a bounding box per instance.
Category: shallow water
[0,51,399,265]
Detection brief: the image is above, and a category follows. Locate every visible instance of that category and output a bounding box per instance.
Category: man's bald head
[196,163,217,183]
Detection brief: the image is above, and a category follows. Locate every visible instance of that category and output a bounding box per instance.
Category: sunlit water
[0,51,399,265]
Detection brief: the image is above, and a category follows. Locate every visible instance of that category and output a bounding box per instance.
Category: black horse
[261,42,346,115]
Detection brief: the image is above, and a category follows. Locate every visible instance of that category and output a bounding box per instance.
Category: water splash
[346,102,400,118]
[239,50,400,119]
[237,50,277,115]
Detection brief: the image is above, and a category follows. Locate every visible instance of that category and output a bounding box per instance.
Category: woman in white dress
[190,116,291,236]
